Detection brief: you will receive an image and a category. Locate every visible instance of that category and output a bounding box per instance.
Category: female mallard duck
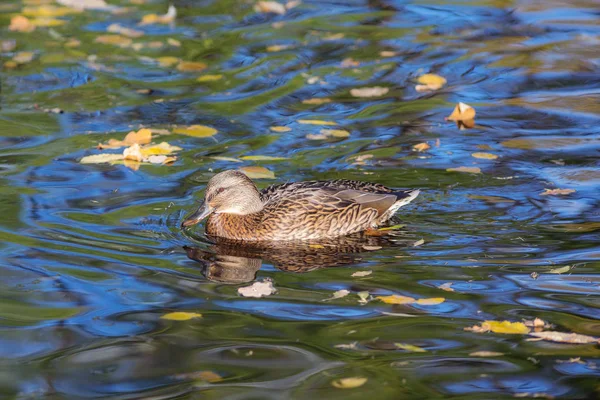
[182,170,419,241]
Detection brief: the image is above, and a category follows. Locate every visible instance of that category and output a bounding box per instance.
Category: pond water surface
[1,0,599,398]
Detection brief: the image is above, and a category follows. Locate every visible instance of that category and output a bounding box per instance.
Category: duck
[181,170,419,241]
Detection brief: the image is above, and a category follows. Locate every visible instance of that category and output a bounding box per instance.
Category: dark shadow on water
[184,230,405,283]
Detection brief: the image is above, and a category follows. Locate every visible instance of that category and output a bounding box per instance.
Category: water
[1,0,599,398]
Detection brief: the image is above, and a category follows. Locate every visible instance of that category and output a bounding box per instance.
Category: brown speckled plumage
[182,170,419,241]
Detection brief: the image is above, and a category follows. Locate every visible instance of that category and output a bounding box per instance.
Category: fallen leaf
[140,4,176,25]
[80,153,124,164]
[413,239,425,247]
[160,311,202,321]
[472,152,498,160]
[173,125,217,138]
[297,119,337,126]
[270,126,291,132]
[416,297,445,305]
[156,56,180,67]
[266,44,292,52]
[350,86,389,98]
[357,291,370,304]
[239,155,288,161]
[107,23,144,38]
[147,155,170,164]
[376,295,416,305]
[523,318,550,328]
[302,98,332,105]
[395,343,427,352]
[438,282,454,292]
[98,128,152,149]
[331,377,367,389]
[529,331,599,344]
[324,289,350,302]
[197,74,223,82]
[446,102,476,121]
[167,38,181,47]
[540,188,576,196]
[335,342,358,350]
[413,142,430,152]
[140,142,182,156]
[239,166,275,179]
[22,5,79,18]
[465,321,530,334]
[352,270,372,277]
[237,279,276,298]
[1,40,17,52]
[446,166,482,174]
[95,34,133,48]
[415,73,446,91]
[380,51,397,57]
[254,1,286,15]
[12,51,35,64]
[57,0,113,10]
[548,265,571,274]
[340,57,360,68]
[9,15,36,32]
[123,143,143,162]
[378,224,405,231]
[469,351,504,357]
[177,61,208,72]
[321,129,350,138]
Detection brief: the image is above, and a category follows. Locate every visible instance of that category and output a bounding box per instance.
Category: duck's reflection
[185,231,399,283]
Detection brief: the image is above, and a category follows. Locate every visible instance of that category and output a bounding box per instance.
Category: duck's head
[181,170,263,228]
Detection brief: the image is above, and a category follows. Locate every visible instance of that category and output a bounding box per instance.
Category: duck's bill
[181,201,213,228]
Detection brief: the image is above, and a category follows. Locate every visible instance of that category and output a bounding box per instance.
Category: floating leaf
[173,125,217,137]
[9,15,36,32]
[270,126,291,132]
[324,289,350,302]
[322,129,350,138]
[302,98,332,105]
[95,34,133,48]
[140,4,176,25]
[147,155,176,164]
[540,188,576,196]
[395,343,427,352]
[472,152,498,160]
[177,61,208,72]
[413,142,430,152]
[357,291,370,304]
[446,102,476,121]
[469,351,504,357]
[548,265,571,274]
[161,311,202,321]
[156,56,180,67]
[446,166,482,174]
[197,74,223,82]
[416,297,445,305]
[352,270,372,277]
[80,153,124,164]
[298,119,337,126]
[438,282,454,292]
[57,0,113,11]
[335,342,358,350]
[413,239,425,247]
[254,1,286,15]
[331,377,368,389]
[140,142,182,156]
[237,279,276,298]
[415,73,446,91]
[378,224,405,231]
[107,23,144,38]
[12,51,35,65]
[210,156,242,163]
[466,321,530,334]
[528,331,598,344]
[123,143,143,162]
[350,86,389,98]
[239,166,275,179]
[376,295,416,305]
[340,57,360,68]
[239,155,288,161]
[98,128,152,149]
[266,44,292,52]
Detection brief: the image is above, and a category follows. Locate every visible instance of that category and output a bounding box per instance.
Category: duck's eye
[216,187,225,194]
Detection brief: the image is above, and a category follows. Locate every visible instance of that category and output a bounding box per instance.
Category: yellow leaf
[302,98,332,105]
[9,15,36,32]
[240,155,288,161]
[446,102,476,121]
[193,371,222,382]
[98,128,152,149]
[266,44,292,52]
[320,129,350,138]
[173,125,217,137]
[540,188,576,196]
[350,86,389,98]
[548,265,571,274]
[331,377,368,389]
[156,56,180,67]
[472,152,498,160]
[139,4,176,25]
[80,153,124,164]
[197,74,223,82]
[12,51,35,64]
[270,126,291,132]
[107,23,144,38]
[160,311,202,321]
[124,143,143,162]
[376,295,416,305]
[309,244,325,249]
[297,119,337,126]
[469,351,504,357]
[416,297,445,305]
[239,166,275,179]
[486,321,530,334]
[416,73,446,91]
[31,17,66,27]
[413,142,430,152]
[446,166,481,174]
[177,61,208,72]
[95,35,133,48]
[22,5,79,17]
[140,142,182,156]
[254,1,286,15]
[395,343,427,352]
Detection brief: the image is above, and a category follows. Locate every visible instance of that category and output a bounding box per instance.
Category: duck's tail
[378,189,420,223]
